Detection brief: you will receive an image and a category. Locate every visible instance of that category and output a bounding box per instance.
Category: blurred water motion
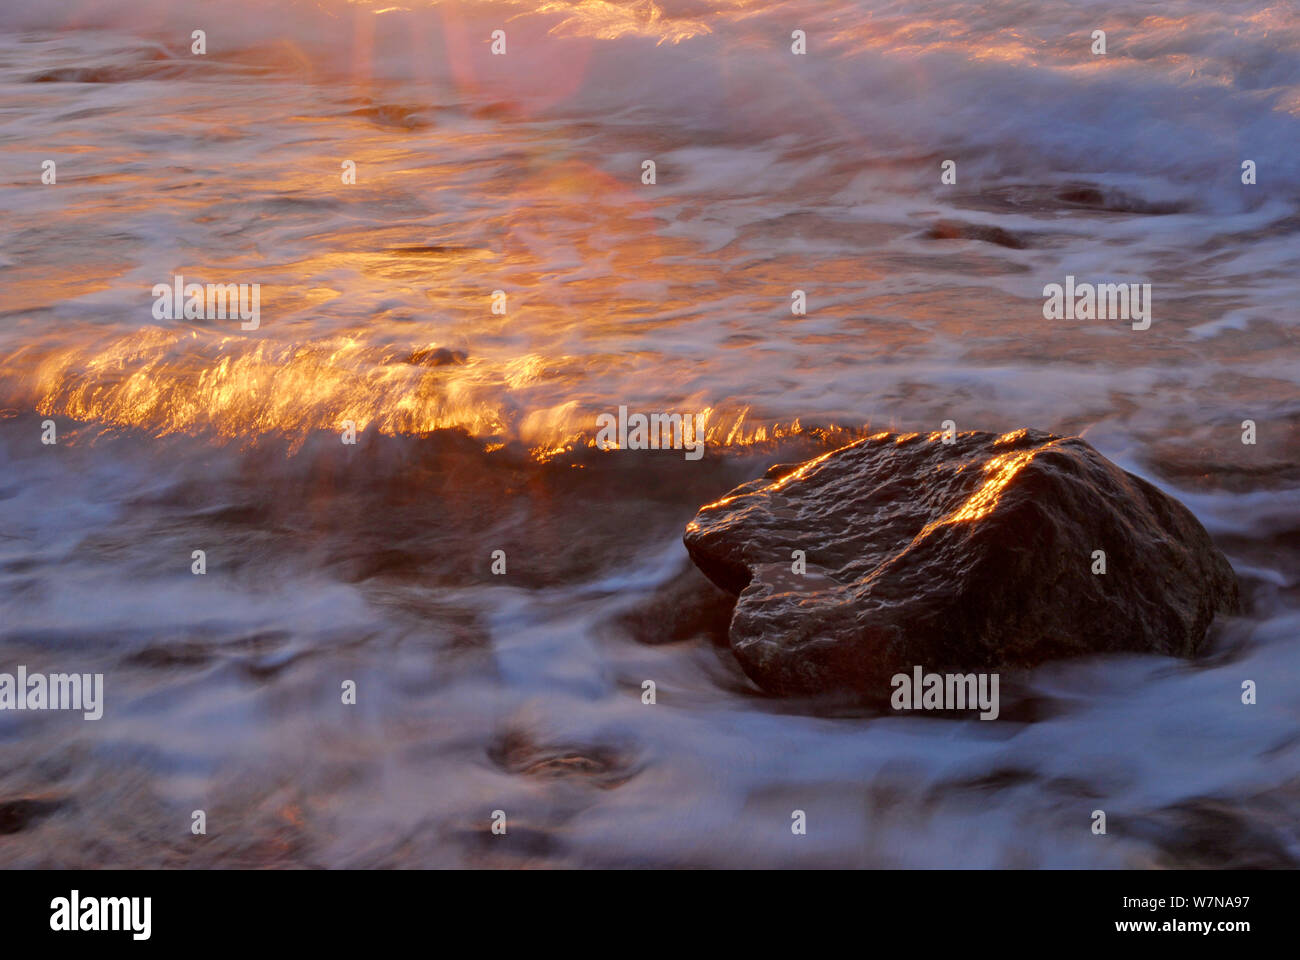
[0,0,1298,867]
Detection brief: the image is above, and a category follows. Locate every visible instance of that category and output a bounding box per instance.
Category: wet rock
[403,346,466,367]
[0,796,65,835]
[1126,795,1300,869]
[614,562,735,646]
[683,429,1240,697]
[1054,184,1186,215]
[348,104,432,130]
[487,729,640,790]
[924,220,1028,249]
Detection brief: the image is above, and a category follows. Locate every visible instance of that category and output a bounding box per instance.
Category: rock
[0,796,64,835]
[683,429,1240,697]
[614,562,734,646]
[403,346,466,367]
[923,220,1028,249]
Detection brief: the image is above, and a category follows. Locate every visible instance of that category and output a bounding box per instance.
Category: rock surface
[683,429,1240,697]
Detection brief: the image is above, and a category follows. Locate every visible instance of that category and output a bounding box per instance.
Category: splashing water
[0,0,1298,867]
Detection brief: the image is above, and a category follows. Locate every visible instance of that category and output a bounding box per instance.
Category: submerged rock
[403,346,466,367]
[683,429,1240,697]
[923,219,1028,249]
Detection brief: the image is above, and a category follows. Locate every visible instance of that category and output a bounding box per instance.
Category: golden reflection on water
[0,89,872,458]
[8,2,1288,464]
[8,319,816,458]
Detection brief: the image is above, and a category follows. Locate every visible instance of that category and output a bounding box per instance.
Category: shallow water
[0,0,1298,867]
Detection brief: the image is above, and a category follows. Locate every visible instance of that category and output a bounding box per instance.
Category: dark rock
[1054,184,1186,215]
[924,220,1028,249]
[1125,795,1300,869]
[403,346,466,367]
[614,562,735,646]
[0,796,64,835]
[487,729,639,790]
[683,429,1240,697]
[348,105,432,130]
